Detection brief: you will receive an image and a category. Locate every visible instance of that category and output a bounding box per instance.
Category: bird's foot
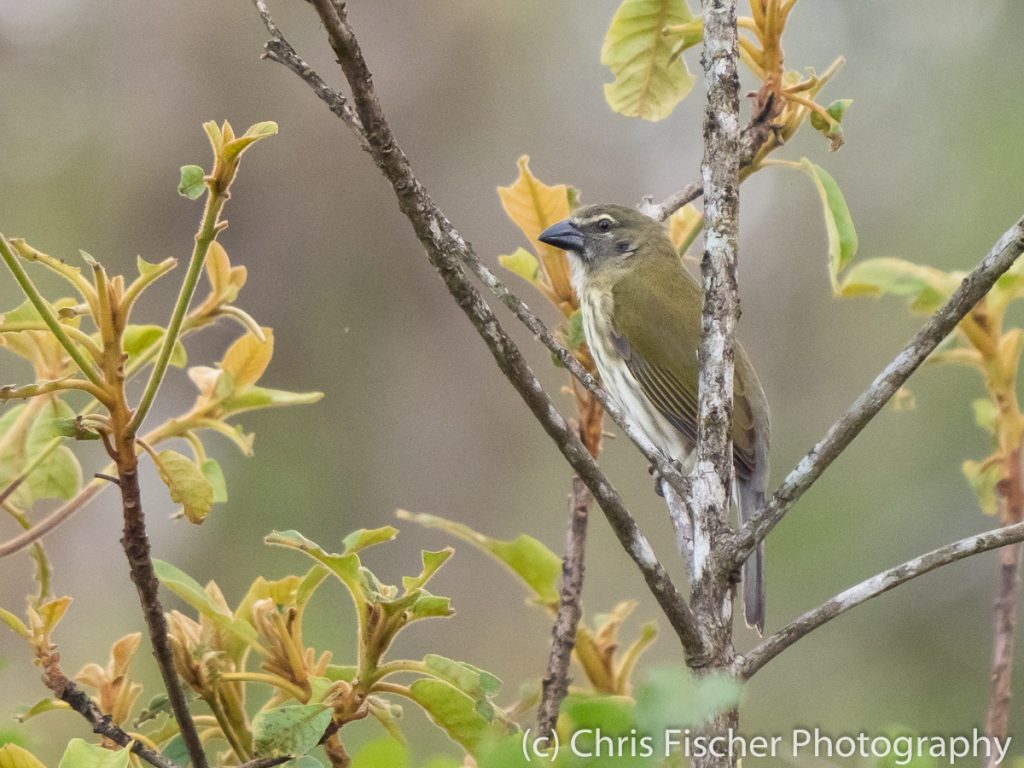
[649,459,684,498]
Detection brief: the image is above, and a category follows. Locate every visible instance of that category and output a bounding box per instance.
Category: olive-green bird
[539,204,771,633]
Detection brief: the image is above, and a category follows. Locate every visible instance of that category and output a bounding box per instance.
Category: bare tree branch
[39,648,177,768]
[690,2,742,766]
[732,214,1024,567]
[736,521,1024,680]
[536,475,590,737]
[692,0,741,614]
[252,0,706,660]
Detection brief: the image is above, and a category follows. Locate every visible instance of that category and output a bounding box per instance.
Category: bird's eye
[597,218,613,232]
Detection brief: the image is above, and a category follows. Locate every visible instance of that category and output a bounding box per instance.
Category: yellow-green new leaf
[798,159,858,291]
[963,458,1002,516]
[222,121,278,164]
[58,740,130,768]
[397,510,561,608]
[0,607,29,639]
[220,328,274,390]
[602,0,697,121]
[0,744,47,768]
[497,157,573,303]
[497,247,541,285]
[156,450,213,524]
[838,257,958,313]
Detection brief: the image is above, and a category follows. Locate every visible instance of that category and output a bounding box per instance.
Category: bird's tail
[738,477,765,635]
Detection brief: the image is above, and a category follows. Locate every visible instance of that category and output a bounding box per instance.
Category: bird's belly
[581,296,694,467]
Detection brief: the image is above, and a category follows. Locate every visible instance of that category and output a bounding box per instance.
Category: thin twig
[250,0,692,508]
[0,480,104,558]
[985,445,1023,760]
[736,521,1024,680]
[252,0,705,661]
[536,475,591,737]
[732,215,1024,567]
[39,649,177,768]
[238,758,293,768]
[117,464,208,768]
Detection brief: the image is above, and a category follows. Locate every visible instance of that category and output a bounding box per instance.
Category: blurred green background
[2,0,1024,763]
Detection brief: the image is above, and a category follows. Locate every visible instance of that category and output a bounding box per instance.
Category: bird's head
[537,204,671,276]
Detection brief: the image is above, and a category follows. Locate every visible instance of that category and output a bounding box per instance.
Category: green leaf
[602,0,697,121]
[15,698,67,723]
[838,257,958,313]
[0,607,29,639]
[222,121,279,164]
[497,248,540,284]
[564,310,586,351]
[972,399,998,436]
[58,740,130,768]
[963,458,1002,516]
[202,458,228,504]
[342,526,400,555]
[402,549,454,592]
[424,654,502,716]
[350,738,408,768]
[407,679,497,753]
[177,165,206,200]
[152,559,261,648]
[810,98,853,132]
[155,450,214,524]
[22,399,82,505]
[397,511,561,608]
[159,736,188,766]
[797,159,859,291]
[0,744,47,768]
[123,326,187,368]
[220,386,324,416]
[251,703,332,758]
[633,668,742,754]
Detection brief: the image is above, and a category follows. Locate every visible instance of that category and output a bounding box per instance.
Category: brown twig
[536,475,591,737]
[117,463,208,768]
[985,445,1023,762]
[732,214,1024,567]
[252,0,705,661]
[736,521,1024,680]
[39,648,177,768]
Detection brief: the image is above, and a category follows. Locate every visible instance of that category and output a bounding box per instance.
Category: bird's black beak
[538,218,584,253]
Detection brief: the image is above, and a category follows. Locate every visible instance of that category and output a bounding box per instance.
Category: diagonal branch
[736,521,1024,680]
[250,1,691,505]
[39,648,177,768]
[732,214,1024,567]
[252,0,705,660]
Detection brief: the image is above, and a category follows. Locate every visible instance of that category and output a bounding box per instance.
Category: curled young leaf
[796,159,858,290]
[155,449,214,524]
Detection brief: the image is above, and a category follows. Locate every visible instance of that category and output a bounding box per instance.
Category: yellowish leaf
[220,329,274,390]
[602,0,697,121]
[0,744,47,768]
[668,203,702,254]
[156,450,214,524]
[497,157,573,303]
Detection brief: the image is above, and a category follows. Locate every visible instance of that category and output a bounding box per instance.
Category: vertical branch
[985,447,1023,760]
[693,0,741,632]
[117,460,209,768]
[694,0,742,766]
[537,474,591,737]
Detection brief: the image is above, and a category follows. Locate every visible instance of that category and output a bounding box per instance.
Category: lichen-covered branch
[737,521,1024,680]
[732,215,1024,566]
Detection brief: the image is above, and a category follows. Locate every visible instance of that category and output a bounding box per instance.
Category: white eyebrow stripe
[579,214,617,228]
